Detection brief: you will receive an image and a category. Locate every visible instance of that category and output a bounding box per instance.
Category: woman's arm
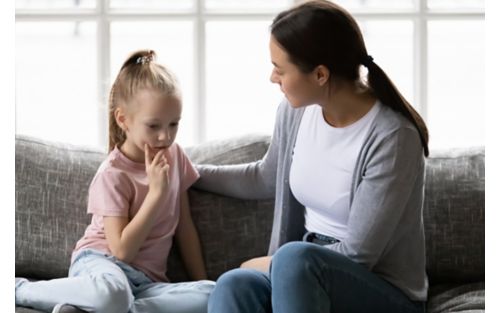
[175,191,208,280]
[193,100,288,200]
[326,127,425,269]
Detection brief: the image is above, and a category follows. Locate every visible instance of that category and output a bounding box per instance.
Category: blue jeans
[16,249,215,313]
[208,242,425,313]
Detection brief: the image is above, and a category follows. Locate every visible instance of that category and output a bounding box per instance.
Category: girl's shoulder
[90,152,135,187]
[168,142,195,165]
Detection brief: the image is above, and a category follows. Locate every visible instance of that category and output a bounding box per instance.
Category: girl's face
[269,36,322,108]
[117,89,182,163]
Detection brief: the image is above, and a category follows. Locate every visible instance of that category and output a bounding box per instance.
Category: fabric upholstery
[423,147,485,285]
[15,134,484,312]
[427,282,485,313]
[15,137,103,279]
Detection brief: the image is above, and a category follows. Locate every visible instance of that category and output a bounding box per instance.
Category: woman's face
[269,36,321,108]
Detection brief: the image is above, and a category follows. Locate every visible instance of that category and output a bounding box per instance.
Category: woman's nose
[270,71,279,84]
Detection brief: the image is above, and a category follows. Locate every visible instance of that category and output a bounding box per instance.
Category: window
[15,0,484,150]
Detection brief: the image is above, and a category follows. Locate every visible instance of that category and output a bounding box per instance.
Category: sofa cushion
[423,147,485,285]
[15,136,104,279]
[15,134,274,283]
[168,134,274,282]
[15,133,485,288]
[427,282,485,313]
[185,133,271,165]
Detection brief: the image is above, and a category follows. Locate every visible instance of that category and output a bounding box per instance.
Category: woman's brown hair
[108,49,180,152]
[271,0,429,156]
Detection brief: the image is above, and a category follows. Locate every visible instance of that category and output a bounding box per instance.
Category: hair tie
[136,54,153,65]
[361,55,374,67]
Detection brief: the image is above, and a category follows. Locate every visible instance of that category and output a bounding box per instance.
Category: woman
[195,1,428,312]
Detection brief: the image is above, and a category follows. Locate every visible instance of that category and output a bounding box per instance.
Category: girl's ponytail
[364,57,429,156]
[108,84,126,152]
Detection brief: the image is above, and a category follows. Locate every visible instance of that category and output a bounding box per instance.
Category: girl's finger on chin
[144,144,150,164]
[151,148,163,164]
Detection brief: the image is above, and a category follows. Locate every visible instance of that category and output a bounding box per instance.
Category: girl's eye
[170,123,179,128]
[148,124,159,130]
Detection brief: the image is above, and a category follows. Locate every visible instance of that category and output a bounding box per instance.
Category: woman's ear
[314,65,330,87]
[114,107,128,131]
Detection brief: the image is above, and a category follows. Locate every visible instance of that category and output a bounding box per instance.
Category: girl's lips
[151,146,169,155]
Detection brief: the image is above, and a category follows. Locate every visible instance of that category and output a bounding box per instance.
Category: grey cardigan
[195,99,428,301]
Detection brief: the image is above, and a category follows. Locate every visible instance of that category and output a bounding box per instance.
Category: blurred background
[15,0,484,151]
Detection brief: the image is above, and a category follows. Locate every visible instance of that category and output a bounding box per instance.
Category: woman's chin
[286,97,306,109]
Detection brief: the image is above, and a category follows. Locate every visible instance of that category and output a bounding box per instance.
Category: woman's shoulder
[372,103,419,138]
[366,103,424,160]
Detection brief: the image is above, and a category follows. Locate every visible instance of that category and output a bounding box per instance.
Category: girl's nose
[158,131,170,142]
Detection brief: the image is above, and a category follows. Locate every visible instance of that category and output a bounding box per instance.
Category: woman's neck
[319,82,377,128]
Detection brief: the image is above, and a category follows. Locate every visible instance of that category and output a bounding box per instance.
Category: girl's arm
[104,146,170,263]
[175,191,208,280]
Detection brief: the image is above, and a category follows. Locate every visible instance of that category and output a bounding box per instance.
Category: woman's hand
[240,256,272,273]
[145,144,169,193]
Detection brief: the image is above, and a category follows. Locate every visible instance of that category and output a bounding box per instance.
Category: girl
[15,50,215,313]
[195,1,428,312]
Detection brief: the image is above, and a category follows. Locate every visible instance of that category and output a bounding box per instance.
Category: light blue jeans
[16,249,215,313]
[208,242,425,313]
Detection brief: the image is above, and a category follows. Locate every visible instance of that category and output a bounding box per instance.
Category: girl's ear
[314,65,330,87]
[114,107,128,131]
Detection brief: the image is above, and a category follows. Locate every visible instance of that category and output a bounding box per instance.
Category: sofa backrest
[15,134,274,282]
[15,135,485,285]
[15,136,103,279]
[423,147,485,285]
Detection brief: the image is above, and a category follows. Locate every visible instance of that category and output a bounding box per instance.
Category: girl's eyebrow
[272,61,281,68]
[144,116,182,122]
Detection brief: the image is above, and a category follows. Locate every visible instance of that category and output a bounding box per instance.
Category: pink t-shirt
[72,143,199,282]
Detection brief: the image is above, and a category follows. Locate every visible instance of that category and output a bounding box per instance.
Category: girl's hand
[240,256,272,273]
[145,144,170,193]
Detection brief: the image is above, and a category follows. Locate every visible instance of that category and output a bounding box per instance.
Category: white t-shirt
[290,101,381,240]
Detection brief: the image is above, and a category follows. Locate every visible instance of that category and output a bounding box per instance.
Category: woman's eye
[170,123,179,128]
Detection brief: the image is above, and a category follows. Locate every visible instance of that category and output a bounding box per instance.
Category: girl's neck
[119,140,145,164]
[319,81,377,128]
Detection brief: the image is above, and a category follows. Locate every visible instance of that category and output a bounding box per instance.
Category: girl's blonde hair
[108,49,180,152]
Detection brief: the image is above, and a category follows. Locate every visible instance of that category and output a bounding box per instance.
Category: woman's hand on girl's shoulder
[144,144,170,194]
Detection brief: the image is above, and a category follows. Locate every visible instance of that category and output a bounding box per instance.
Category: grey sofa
[15,134,485,312]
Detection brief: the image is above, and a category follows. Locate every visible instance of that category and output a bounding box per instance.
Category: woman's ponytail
[365,58,429,156]
[271,0,430,157]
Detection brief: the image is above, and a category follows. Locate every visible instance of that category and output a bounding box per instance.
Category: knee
[271,242,321,277]
[209,269,270,313]
[272,242,317,266]
[213,268,265,296]
[92,274,133,313]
